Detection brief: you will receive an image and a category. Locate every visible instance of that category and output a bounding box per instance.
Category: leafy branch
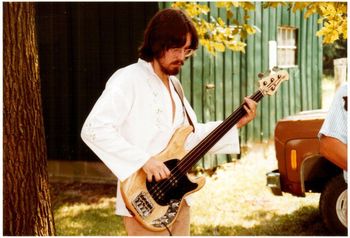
[264,2,347,44]
[172,1,258,54]
[172,1,347,55]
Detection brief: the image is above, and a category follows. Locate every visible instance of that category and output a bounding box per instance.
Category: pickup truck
[266,110,347,235]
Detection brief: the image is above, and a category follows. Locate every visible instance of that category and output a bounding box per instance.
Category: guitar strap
[170,77,195,132]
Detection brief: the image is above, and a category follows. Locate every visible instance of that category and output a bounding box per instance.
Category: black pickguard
[146,159,198,206]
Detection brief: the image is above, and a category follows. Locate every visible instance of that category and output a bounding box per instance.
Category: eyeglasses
[168,47,195,58]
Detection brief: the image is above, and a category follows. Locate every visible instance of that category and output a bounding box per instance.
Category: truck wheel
[319,174,347,235]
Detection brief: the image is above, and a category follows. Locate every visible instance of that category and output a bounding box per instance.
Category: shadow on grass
[191,205,340,236]
[54,204,344,236]
[50,183,346,236]
[55,206,127,236]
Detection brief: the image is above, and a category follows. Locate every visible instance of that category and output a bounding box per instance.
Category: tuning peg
[258,72,264,78]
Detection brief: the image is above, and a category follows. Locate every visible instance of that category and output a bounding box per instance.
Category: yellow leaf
[338,3,347,14]
[241,2,255,11]
[217,17,225,27]
[227,10,233,19]
[317,26,339,44]
[232,2,240,8]
[292,2,309,13]
[214,42,225,52]
[340,21,347,39]
[263,2,281,9]
[216,2,231,9]
[317,17,324,24]
[243,24,256,35]
[228,42,246,53]
[199,4,210,15]
[304,7,316,19]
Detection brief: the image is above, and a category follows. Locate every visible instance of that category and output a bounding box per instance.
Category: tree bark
[3,2,55,235]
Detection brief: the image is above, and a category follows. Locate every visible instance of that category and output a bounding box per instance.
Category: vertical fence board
[275,6,283,120]
[294,10,302,113]
[261,6,270,140]
[253,2,263,140]
[312,15,320,108]
[317,19,323,108]
[267,7,277,136]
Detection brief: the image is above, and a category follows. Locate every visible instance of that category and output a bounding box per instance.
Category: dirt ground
[50,182,117,208]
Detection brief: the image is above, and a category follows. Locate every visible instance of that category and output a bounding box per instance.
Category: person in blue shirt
[319,83,347,180]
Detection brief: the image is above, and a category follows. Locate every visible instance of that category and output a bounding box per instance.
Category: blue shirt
[319,83,348,144]
[319,83,348,182]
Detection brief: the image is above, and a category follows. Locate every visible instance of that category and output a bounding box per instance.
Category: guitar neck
[178,90,264,173]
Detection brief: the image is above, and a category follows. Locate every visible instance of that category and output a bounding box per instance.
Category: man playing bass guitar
[81,8,257,236]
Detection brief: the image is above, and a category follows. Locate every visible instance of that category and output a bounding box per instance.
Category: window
[277,26,298,68]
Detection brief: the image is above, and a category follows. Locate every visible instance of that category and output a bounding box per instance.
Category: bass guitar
[121,67,289,231]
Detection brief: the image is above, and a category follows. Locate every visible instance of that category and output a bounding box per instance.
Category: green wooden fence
[160,2,323,168]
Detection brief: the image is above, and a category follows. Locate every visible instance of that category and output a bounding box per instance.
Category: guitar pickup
[132,192,154,218]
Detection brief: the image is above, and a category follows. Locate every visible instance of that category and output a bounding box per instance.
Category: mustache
[172,60,184,65]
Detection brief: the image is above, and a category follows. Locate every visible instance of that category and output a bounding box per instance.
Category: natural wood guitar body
[121,125,205,231]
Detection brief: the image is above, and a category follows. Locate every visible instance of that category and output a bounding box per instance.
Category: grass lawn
[188,143,326,236]
[50,142,335,236]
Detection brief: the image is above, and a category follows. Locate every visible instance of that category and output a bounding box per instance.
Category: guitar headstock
[258,67,289,96]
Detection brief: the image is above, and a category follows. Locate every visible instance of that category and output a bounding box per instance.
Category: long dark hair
[139,8,198,62]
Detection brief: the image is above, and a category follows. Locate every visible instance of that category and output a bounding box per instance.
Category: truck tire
[319,174,347,235]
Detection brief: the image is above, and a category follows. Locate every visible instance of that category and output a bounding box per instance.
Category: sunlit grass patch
[54,198,127,236]
[189,142,325,235]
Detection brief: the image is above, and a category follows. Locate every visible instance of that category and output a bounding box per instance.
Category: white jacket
[81,59,240,216]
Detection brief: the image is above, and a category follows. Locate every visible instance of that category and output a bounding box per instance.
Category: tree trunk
[3,2,55,235]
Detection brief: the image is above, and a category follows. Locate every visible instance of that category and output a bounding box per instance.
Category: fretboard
[177,90,264,173]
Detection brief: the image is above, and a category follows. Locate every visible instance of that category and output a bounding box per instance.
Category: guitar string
[176,92,263,174]
[170,77,283,182]
[148,95,262,199]
[147,91,263,198]
[147,96,261,199]
[172,77,284,179]
[149,91,262,198]
[147,91,264,198]
[148,76,283,198]
[173,92,263,179]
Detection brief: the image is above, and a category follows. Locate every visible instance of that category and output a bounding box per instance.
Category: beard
[159,60,184,75]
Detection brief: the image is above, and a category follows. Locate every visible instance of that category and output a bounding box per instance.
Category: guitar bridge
[132,192,154,218]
